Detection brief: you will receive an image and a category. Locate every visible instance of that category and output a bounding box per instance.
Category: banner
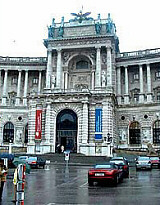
[95,108,102,140]
[35,109,42,140]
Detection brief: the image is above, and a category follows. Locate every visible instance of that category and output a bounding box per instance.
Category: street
[2,164,160,205]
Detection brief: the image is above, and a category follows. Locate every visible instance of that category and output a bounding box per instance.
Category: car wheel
[88,179,94,186]
[113,175,119,186]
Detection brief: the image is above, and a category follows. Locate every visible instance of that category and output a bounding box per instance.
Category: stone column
[64,71,68,90]
[23,70,28,106]
[82,101,88,144]
[139,64,144,103]
[91,70,95,90]
[38,71,42,94]
[95,47,101,88]
[2,69,8,105]
[106,43,112,87]
[117,67,121,104]
[124,66,129,104]
[56,49,62,89]
[146,63,152,102]
[15,70,22,106]
[45,102,51,144]
[46,49,52,89]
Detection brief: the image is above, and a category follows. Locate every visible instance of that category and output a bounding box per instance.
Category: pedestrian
[0,159,8,201]
[61,145,64,153]
[57,144,61,154]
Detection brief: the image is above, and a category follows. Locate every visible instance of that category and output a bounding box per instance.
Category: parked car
[19,156,29,162]
[149,156,160,168]
[135,156,152,170]
[88,163,123,186]
[110,157,129,178]
[27,157,46,168]
[0,153,15,168]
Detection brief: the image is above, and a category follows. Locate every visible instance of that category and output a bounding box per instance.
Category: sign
[35,109,42,140]
[64,151,70,161]
[95,108,102,140]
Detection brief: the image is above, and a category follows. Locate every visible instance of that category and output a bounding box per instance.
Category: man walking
[0,159,8,200]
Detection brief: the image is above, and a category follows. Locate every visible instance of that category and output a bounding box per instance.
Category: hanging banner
[95,108,102,140]
[35,109,42,140]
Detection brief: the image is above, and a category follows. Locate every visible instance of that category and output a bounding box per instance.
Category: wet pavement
[2,164,160,205]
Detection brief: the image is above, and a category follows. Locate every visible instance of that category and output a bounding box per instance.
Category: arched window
[129,121,141,145]
[24,124,28,144]
[153,120,160,144]
[76,60,88,69]
[3,122,14,143]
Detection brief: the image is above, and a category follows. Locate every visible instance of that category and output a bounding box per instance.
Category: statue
[70,10,93,23]
[95,14,102,35]
[102,71,106,87]
[106,13,116,34]
[58,17,64,37]
[48,25,54,38]
[51,74,56,89]
[146,143,157,156]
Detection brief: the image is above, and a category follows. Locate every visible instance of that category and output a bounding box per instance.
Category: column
[124,66,129,104]
[82,102,88,144]
[56,49,62,89]
[2,69,8,105]
[106,44,112,87]
[38,71,42,94]
[64,71,68,90]
[146,63,152,102]
[15,70,22,105]
[0,70,2,98]
[117,67,122,104]
[46,49,52,89]
[139,64,144,103]
[45,102,51,144]
[23,70,28,106]
[95,47,101,88]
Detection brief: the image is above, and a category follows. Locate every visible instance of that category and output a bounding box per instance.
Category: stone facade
[0,13,160,155]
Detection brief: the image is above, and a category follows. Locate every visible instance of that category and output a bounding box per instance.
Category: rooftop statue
[95,13,102,35]
[106,13,116,34]
[70,10,93,23]
[48,25,54,38]
[58,16,64,37]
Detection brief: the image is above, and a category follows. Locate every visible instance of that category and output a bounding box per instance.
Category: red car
[149,156,160,168]
[88,163,123,186]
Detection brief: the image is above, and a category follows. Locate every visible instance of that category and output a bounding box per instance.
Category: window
[33,78,38,84]
[76,61,88,69]
[157,92,160,101]
[12,77,17,85]
[155,71,160,80]
[133,73,139,81]
[3,122,14,143]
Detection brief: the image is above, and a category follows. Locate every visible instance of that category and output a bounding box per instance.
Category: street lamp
[107,133,112,143]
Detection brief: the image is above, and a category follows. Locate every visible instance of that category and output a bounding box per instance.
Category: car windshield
[150,157,159,160]
[138,157,150,160]
[95,164,114,169]
[19,156,28,160]
[28,157,37,161]
[110,160,125,165]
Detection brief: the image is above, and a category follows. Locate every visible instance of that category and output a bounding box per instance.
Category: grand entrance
[56,109,77,152]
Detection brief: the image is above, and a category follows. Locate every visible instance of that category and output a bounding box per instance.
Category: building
[0,12,160,156]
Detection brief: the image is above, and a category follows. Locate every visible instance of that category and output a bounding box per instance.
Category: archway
[129,121,141,145]
[153,120,160,144]
[3,122,14,143]
[56,109,77,152]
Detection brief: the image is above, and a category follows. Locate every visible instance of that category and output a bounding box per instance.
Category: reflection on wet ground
[3,165,160,205]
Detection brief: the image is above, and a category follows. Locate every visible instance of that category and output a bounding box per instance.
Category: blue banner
[95,108,102,140]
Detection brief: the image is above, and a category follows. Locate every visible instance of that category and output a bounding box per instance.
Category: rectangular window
[12,77,17,85]
[133,73,139,80]
[155,71,160,80]
[33,78,38,84]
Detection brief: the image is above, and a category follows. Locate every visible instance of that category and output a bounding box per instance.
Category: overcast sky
[0,0,160,57]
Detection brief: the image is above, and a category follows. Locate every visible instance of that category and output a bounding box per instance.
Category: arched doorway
[56,109,77,152]
[153,120,160,144]
[129,121,141,145]
[3,122,14,143]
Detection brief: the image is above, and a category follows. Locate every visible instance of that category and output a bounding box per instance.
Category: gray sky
[0,0,160,57]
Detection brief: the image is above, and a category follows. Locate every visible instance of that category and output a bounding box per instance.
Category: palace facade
[0,13,160,156]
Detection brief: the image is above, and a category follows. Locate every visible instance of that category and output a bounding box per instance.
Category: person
[57,144,61,154]
[61,145,64,153]
[0,159,8,200]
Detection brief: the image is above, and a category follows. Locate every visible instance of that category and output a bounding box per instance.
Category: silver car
[135,156,152,170]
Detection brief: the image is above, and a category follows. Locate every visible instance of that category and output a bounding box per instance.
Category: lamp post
[107,133,113,157]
